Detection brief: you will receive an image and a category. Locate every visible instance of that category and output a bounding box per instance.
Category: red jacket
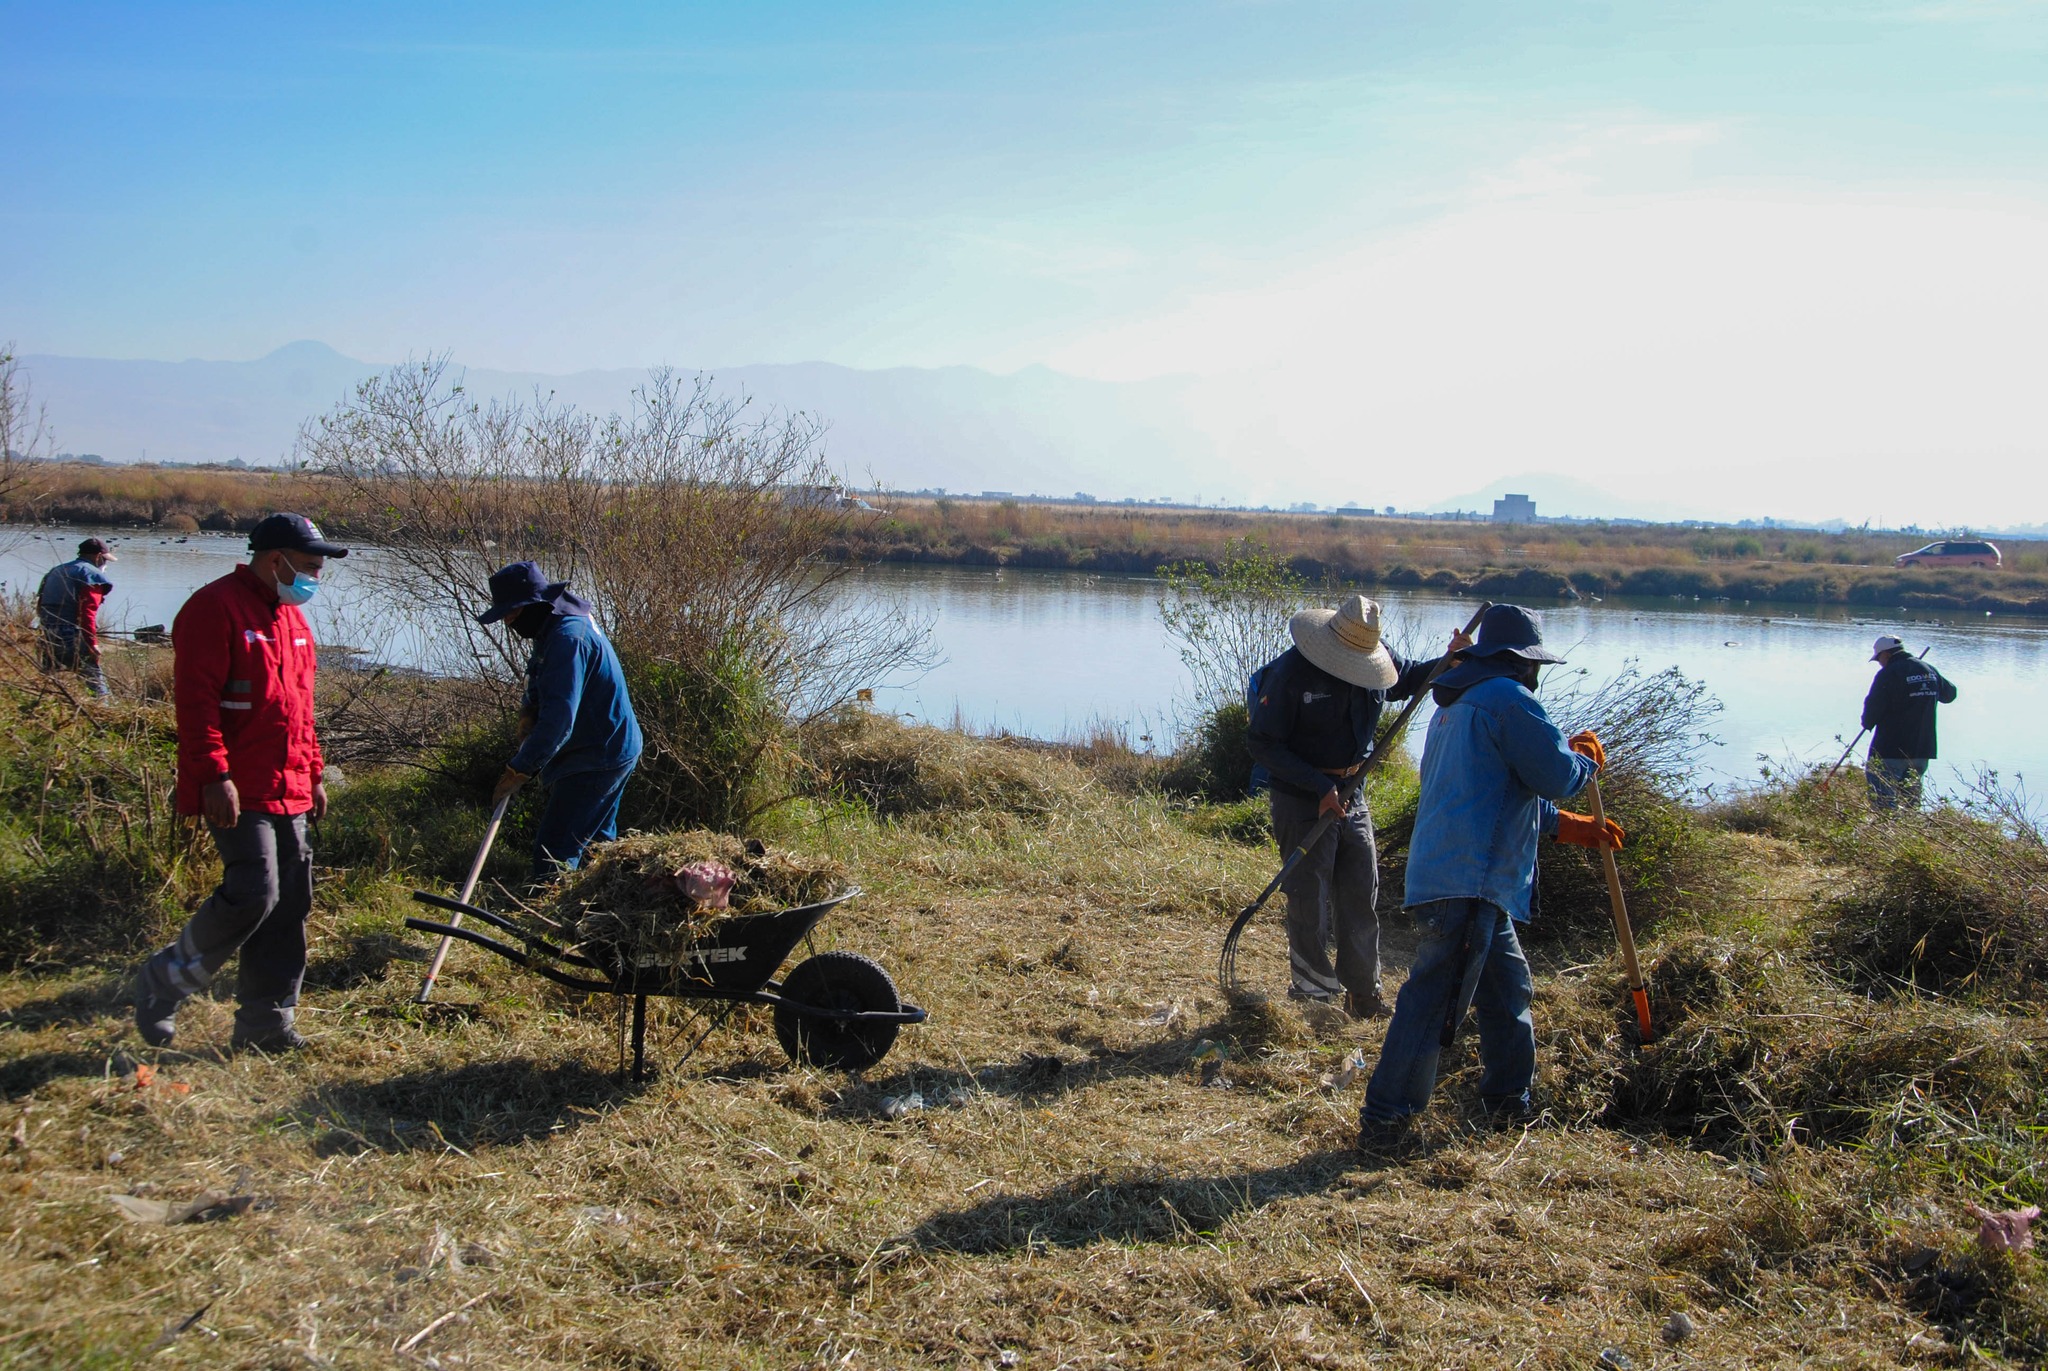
[173,565,324,817]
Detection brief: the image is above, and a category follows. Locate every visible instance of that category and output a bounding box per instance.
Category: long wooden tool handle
[1587,776,1653,1043]
[416,794,512,1003]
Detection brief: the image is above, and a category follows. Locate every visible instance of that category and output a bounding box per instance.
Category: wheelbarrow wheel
[775,951,901,1071]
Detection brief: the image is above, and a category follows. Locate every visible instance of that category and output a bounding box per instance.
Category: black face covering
[509,604,551,640]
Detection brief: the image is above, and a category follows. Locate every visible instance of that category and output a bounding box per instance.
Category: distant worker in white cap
[1861,634,1956,811]
[1246,595,1471,1017]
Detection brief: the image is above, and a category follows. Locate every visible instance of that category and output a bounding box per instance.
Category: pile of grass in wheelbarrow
[541,830,850,964]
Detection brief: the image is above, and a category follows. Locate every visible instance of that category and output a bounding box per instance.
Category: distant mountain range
[20,341,1245,503]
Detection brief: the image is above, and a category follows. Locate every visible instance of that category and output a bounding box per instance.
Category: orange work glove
[1554,811,1624,851]
[1567,730,1605,769]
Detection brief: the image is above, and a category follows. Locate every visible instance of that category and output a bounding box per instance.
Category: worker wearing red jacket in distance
[132,513,348,1053]
[35,535,116,698]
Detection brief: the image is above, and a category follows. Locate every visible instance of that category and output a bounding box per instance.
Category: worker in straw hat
[1246,593,1472,1018]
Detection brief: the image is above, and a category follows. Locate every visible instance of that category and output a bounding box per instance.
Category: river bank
[11,463,2048,617]
[2,666,2045,1366]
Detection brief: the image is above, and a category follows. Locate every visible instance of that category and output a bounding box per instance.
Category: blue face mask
[272,563,320,607]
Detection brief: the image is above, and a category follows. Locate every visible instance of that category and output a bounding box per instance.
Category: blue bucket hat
[1460,603,1567,663]
[476,560,572,625]
[1432,603,1567,693]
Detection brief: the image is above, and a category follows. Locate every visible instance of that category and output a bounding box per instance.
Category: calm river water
[7,527,2045,800]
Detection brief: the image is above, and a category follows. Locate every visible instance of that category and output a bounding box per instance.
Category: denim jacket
[1402,672,1596,921]
[510,612,643,783]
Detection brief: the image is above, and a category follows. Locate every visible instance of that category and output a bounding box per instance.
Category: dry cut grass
[1,746,2040,1367]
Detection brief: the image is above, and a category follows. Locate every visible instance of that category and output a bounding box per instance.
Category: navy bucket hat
[476,560,572,625]
[1461,603,1567,664]
[1432,603,1569,694]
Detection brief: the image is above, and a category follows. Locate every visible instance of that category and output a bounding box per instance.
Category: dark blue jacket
[510,612,642,783]
[1861,653,1956,760]
[1245,646,1436,799]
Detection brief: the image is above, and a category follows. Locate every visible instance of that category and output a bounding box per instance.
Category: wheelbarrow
[402,886,926,1080]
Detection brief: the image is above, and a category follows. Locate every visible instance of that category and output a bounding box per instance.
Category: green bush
[0,688,205,968]
[1159,700,1255,801]
[621,636,791,833]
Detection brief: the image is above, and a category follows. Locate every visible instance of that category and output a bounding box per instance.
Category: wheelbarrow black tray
[404,887,927,1082]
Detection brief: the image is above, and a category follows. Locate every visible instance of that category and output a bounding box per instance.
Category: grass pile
[542,830,851,962]
[1816,806,2048,1003]
[807,708,1087,818]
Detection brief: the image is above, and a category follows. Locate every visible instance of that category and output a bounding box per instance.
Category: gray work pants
[1866,757,1927,812]
[1269,787,1381,1001]
[141,811,313,1034]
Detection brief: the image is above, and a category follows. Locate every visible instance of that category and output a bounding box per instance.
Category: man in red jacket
[133,513,348,1051]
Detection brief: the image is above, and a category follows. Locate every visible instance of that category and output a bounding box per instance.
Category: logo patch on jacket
[243,630,274,647]
[1302,690,1330,704]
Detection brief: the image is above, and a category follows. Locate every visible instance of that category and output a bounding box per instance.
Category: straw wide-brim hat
[1289,594,1398,690]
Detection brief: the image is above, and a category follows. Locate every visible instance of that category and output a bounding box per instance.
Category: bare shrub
[301,359,931,827]
[1527,660,1728,944]
[0,345,50,536]
[1156,538,1311,710]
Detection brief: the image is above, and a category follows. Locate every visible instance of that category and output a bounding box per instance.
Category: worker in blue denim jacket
[477,561,643,878]
[1358,604,1622,1153]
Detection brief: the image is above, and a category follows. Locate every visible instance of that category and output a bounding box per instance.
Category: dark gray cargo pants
[1269,786,1382,1003]
[140,811,313,1035]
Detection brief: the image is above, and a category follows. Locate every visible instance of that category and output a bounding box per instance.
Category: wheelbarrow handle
[416,794,512,1003]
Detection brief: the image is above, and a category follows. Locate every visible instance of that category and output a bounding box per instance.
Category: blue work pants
[532,761,636,878]
[1361,897,1535,1125]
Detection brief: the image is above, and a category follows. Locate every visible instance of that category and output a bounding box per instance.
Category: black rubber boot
[230,1025,310,1054]
[131,967,179,1049]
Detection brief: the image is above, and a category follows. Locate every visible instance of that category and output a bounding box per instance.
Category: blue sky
[7,2,2048,518]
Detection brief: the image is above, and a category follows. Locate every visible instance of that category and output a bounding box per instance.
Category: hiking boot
[1481,1094,1537,1129]
[1344,989,1392,1021]
[1356,1118,1418,1160]
[1287,985,1340,1006]
[230,1025,310,1054]
[132,968,178,1049]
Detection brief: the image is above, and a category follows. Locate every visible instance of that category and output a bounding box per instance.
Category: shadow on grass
[296,1057,644,1155]
[0,1049,126,1094]
[903,1148,1358,1254]
[302,928,424,991]
[828,1011,1306,1120]
[0,974,129,1032]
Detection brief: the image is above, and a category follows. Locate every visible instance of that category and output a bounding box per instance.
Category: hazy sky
[7,2,2047,520]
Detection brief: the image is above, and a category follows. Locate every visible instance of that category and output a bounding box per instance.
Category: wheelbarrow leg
[631,995,647,1083]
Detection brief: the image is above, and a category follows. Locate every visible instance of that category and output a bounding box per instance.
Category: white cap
[1870,634,1904,661]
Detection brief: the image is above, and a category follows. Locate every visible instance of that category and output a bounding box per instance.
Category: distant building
[1334,505,1373,517]
[1493,493,1536,523]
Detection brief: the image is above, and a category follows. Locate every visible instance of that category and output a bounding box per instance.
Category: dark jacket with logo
[1246,646,1436,799]
[1861,652,1957,760]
